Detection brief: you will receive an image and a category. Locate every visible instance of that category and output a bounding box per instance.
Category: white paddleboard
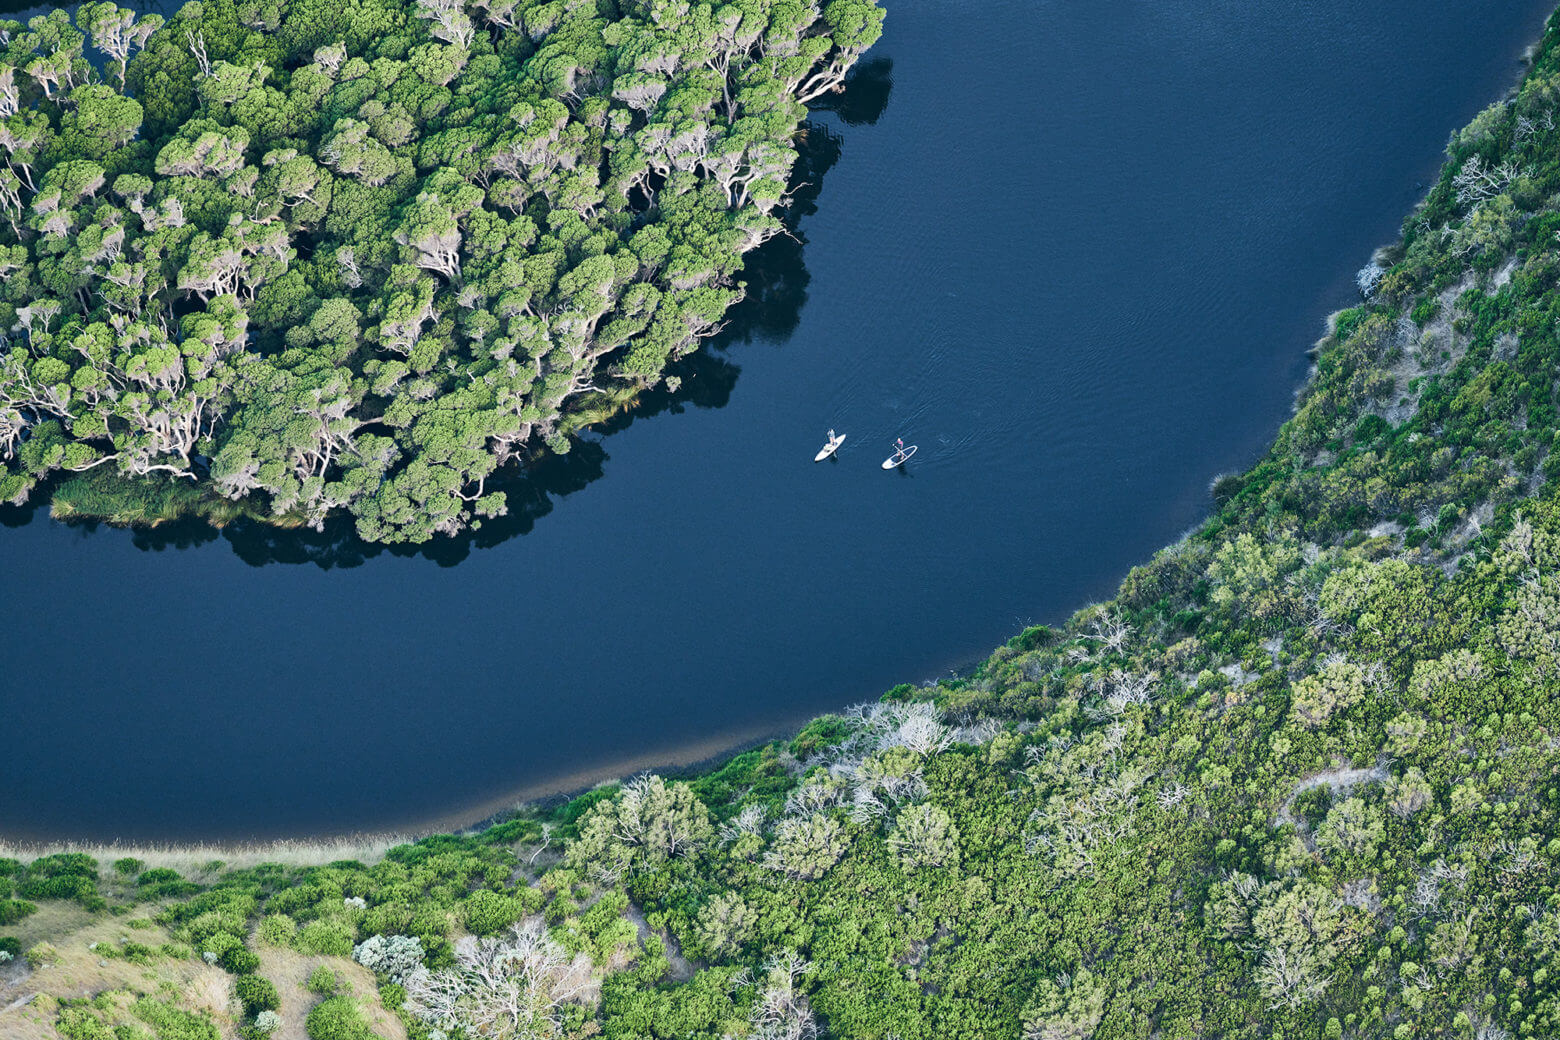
[881,445,917,469]
[814,434,846,462]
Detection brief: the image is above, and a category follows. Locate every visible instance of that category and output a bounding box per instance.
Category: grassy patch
[48,470,254,528]
[0,900,95,954]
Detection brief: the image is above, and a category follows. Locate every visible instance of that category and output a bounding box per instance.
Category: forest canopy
[0,0,883,542]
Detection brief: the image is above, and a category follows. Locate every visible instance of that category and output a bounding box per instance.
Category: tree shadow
[41,68,891,568]
[810,57,894,127]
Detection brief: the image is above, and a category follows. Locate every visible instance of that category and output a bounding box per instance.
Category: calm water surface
[2,0,1552,840]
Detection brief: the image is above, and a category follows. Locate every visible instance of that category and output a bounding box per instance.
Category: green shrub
[137,867,199,899]
[1008,624,1054,652]
[0,898,37,925]
[418,936,455,972]
[121,941,159,965]
[788,718,856,759]
[25,853,97,877]
[304,997,375,1040]
[296,919,354,957]
[461,890,523,937]
[234,974,280,1015]
[198,932,242,960]
[359,903,413,938]
[113,858,146,878]
[1354,414,1390,444]
[54,1005,113,1040]
[221,946,261,974]
[17,854,99,905]
[17,874,95,902]
[306,965,339,995]
[1293,786,1334,830]
[132,997,219,1040]
[255,914,297,948]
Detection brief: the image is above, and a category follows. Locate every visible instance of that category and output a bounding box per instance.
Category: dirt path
[1274,762,1388,828]
[623,903,699,982]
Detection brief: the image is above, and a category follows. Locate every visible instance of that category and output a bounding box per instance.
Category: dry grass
[1,901,96,955]
[0,912,238,1040]
[255,947,405,1040]
[0,836,412,876]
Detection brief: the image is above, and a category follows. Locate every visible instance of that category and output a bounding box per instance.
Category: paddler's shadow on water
[86,65,895,569]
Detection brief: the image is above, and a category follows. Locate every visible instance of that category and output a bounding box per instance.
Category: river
[1,0,1552,841]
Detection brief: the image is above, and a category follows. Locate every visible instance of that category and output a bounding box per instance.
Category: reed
[0,835,413,874]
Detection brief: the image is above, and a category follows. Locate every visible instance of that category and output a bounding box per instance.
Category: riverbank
[0,721,796,856]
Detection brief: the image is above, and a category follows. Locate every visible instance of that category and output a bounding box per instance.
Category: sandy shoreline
[0,720,790,867]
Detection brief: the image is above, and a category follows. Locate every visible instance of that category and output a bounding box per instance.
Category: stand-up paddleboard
[881,445,917,469]
[814,431,846,462]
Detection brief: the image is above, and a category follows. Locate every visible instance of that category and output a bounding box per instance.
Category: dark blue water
[2,0,1552,841]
